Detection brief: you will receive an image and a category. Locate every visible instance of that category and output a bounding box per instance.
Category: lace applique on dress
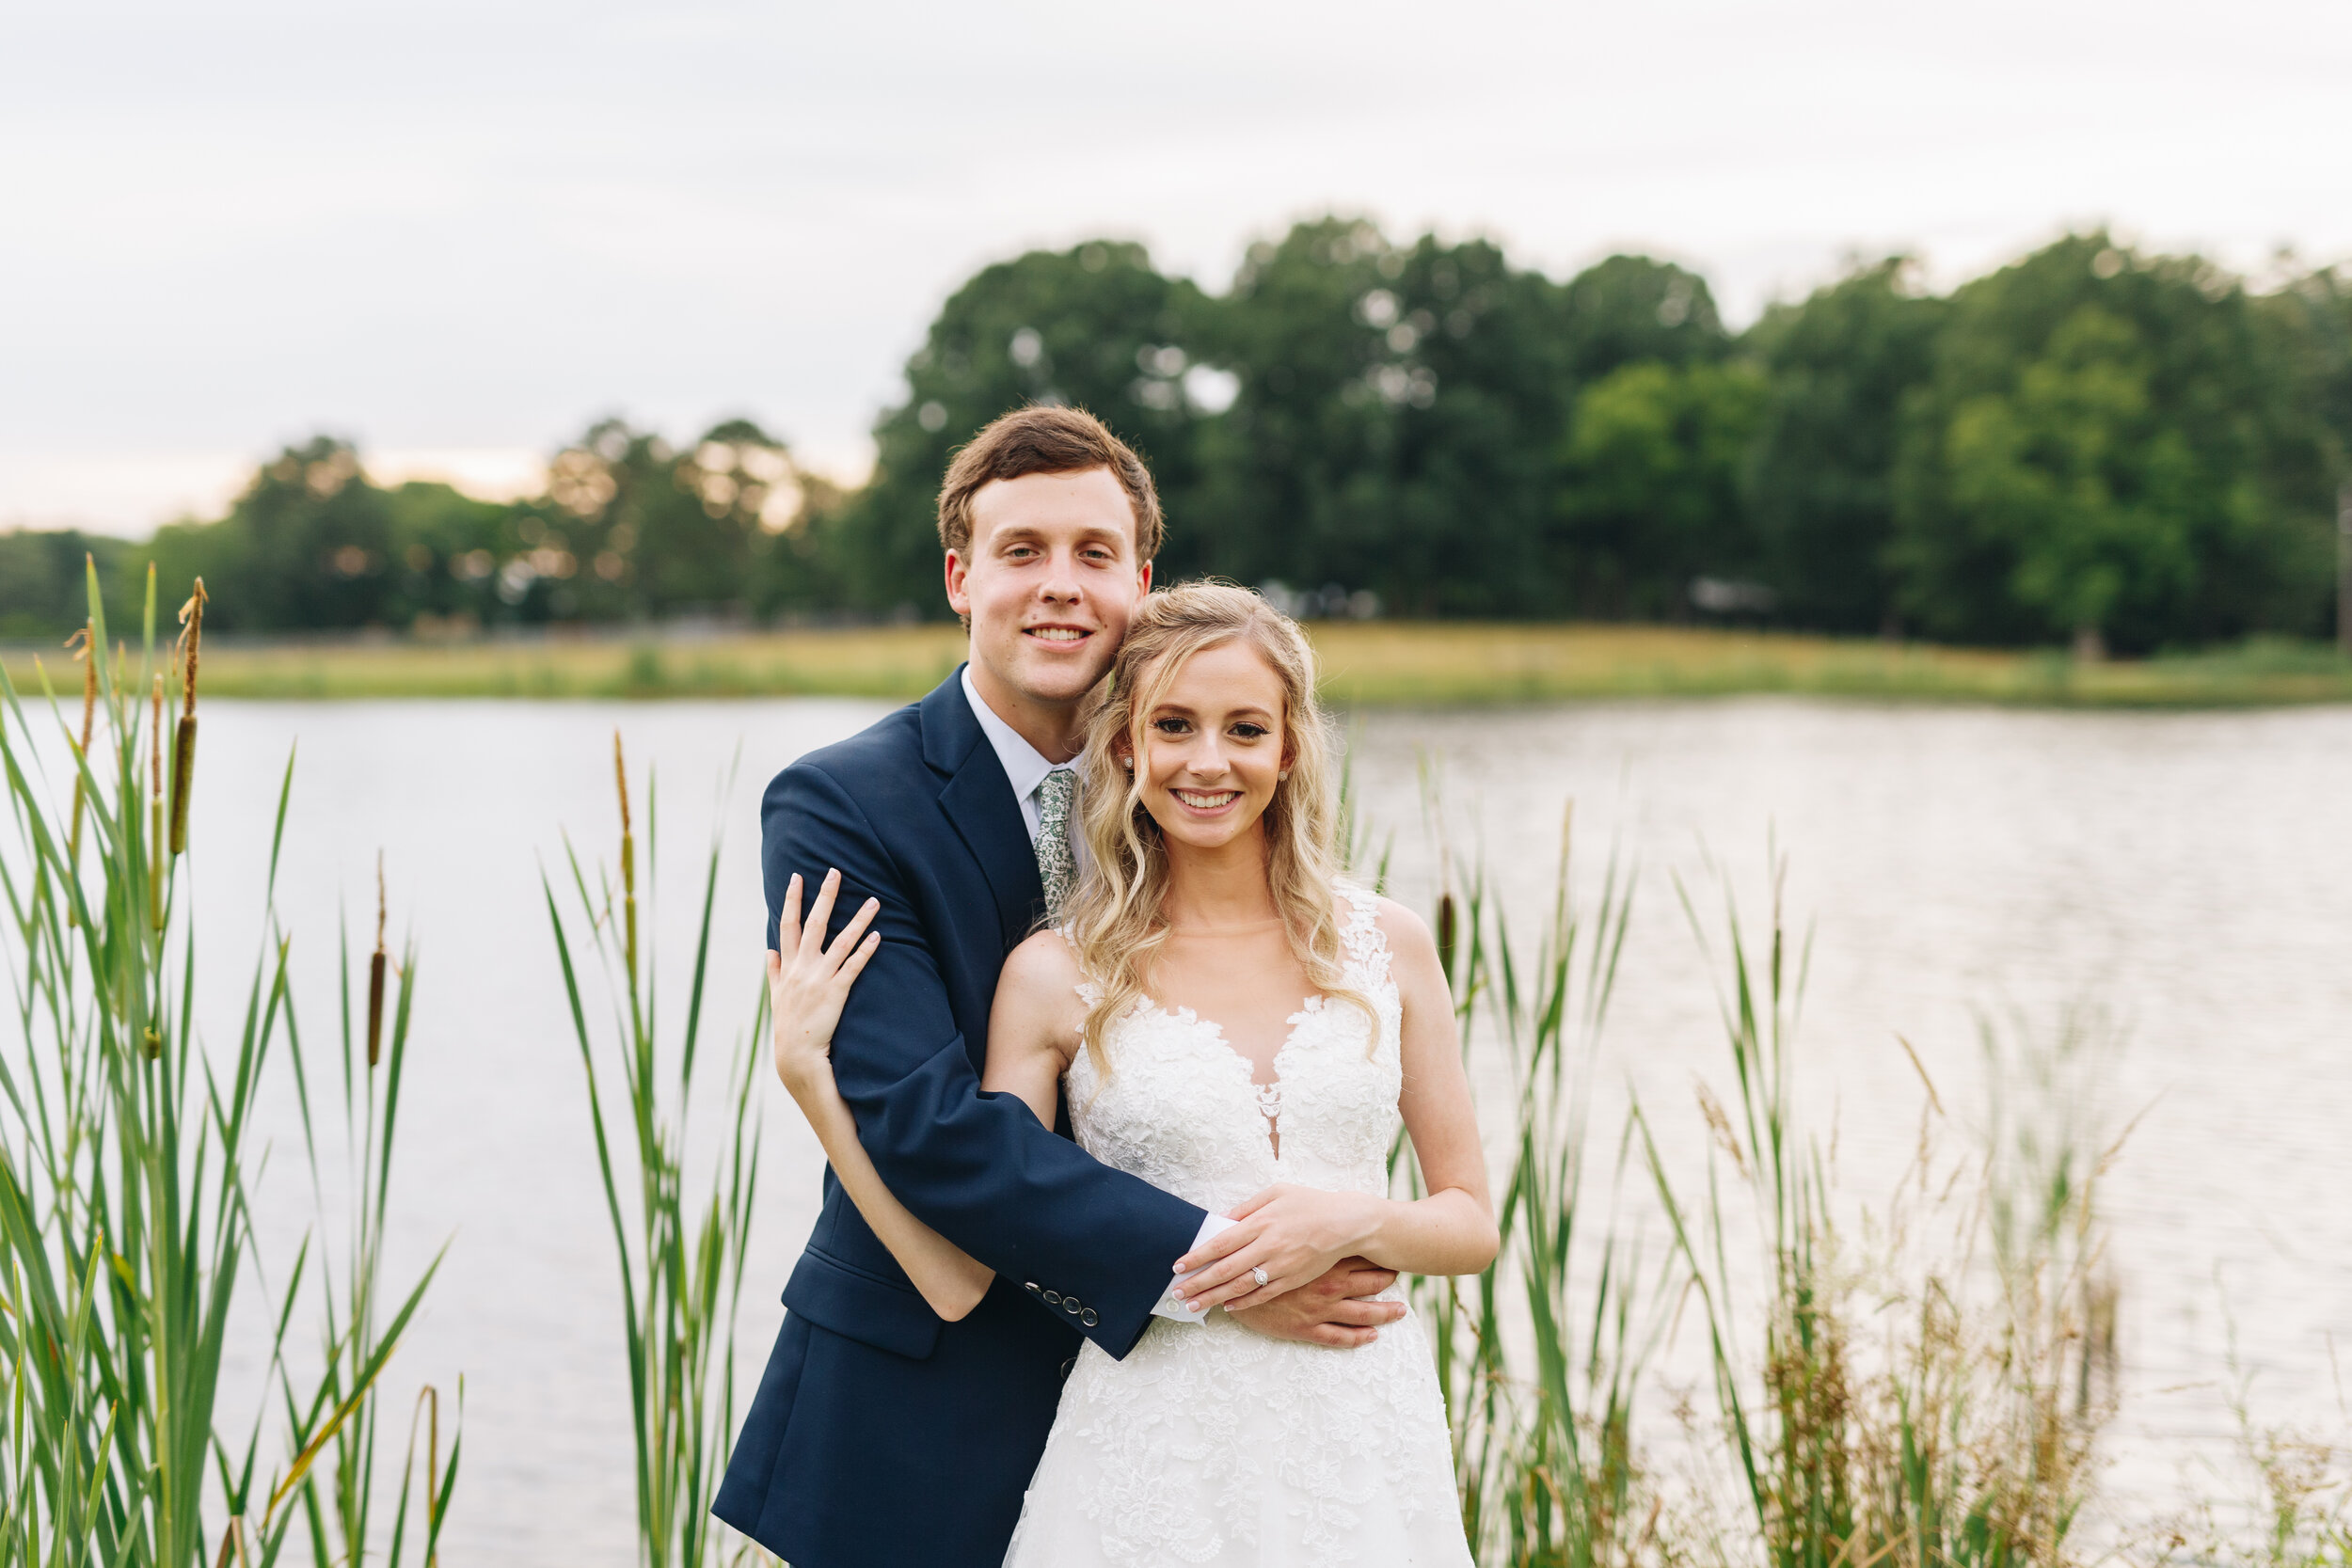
[1006,882,1472,1568]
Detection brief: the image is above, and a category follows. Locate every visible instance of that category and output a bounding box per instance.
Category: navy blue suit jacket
[713,671,1208,1567]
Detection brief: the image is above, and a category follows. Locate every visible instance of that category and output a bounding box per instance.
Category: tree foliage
[5,223,2345,652]
[1743,260,1947,633]
[1891,234,2337,652]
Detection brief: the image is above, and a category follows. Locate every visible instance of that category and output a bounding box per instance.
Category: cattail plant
[1636,856,2115,1568]
[254,856,461,1568]
[169,578,203,857]
[0,562,453,1568]
[1389,800,1670,1568]
[369,851,389,1068]
[1368,781,2128,1568]
[546,734,763,1568]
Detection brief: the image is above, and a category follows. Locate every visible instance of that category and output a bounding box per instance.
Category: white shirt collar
[960,663,1073,811]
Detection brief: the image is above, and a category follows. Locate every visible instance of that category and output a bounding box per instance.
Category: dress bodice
[1062,882,1401,1216]
[1009,881,1472,1567]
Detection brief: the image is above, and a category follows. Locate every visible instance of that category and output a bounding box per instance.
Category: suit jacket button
[1043,1291,1062,1306]
[1025,1282,1041,1294]
[1080,1308,1099,1327]
[1064,1300,1079,1314]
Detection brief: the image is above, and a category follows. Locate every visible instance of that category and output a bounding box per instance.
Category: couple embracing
[713,406,1495,1567]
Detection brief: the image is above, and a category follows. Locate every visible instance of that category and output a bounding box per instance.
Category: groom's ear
[944,548,973,623]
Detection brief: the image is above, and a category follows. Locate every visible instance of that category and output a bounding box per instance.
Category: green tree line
[8,219,2348,653]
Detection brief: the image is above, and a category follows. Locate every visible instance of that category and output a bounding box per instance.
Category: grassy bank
[5,622,2349,706]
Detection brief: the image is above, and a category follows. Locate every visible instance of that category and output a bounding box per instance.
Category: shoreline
[5,622,2348,708]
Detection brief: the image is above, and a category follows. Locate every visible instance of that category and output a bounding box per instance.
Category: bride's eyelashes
[1146,717,1273,740]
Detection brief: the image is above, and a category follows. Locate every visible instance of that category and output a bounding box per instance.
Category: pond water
[40,695,2352,1561]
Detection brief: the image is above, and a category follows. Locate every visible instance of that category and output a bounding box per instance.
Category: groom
[713,405,1406,1566]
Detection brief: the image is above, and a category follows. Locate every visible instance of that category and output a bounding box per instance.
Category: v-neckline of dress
[1141,993,1326,1158]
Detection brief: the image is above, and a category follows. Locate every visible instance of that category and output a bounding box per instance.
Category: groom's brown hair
[936,405,1165,562]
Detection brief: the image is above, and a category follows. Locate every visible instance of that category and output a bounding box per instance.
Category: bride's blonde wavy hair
[1063,581,1369,1079]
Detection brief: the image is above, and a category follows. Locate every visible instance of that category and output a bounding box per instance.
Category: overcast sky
[5,0,2348,533]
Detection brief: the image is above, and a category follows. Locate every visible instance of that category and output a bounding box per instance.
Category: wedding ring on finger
[1251,1266,1270,1289]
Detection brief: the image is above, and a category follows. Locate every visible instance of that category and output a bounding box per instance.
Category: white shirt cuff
[1150,1213,1236,1323]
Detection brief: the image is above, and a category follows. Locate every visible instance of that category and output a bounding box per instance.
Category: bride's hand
[767,870,881,1099]
[1170,1184,1382,1315]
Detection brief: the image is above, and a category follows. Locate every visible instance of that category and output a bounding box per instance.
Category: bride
[766,582,1493,1566]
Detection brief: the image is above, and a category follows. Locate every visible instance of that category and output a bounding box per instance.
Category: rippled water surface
[75,696,2352,1561]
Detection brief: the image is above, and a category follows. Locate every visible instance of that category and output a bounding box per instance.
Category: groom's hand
[1227,1258,1404,1349]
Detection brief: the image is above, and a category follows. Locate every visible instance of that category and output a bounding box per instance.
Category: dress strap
[1053,927,1106,1009]
[1333,879,1391,987]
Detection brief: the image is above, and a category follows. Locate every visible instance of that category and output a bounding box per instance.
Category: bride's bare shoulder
[993,929,1089,1043]
[1003,927,1085,990]
[1372,895,1436,956]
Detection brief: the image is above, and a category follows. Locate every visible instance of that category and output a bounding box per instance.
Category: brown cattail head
[168,580,206,855]
[367,852,388,1069]
[170,716,197,855]
[614,730,638,980]
[1436,892,1458,987]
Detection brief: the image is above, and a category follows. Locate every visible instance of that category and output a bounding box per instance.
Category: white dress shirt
[960,666,1232,1322]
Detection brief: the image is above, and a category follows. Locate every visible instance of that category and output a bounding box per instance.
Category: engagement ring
[1251,1266,1269,1288]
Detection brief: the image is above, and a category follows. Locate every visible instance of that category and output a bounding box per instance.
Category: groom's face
[946,467,1152,713]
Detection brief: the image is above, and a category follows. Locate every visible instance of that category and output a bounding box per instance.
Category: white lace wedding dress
[1003,885,1473,1568]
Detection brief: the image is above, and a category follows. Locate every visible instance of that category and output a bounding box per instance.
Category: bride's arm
[976,932,1081,1126]
[1170,899,1500,1312]
[769,871,994,1323]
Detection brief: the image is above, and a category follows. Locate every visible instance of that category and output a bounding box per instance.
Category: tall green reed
[546,735,762,1568]
[1637,857,2113,1568]
[1380,786,2122,1568]
[271,859,461,1568]
[1387,793,1675,1568]
[0,562,453,1568]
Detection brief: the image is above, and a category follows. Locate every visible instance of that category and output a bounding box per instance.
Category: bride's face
[1123,639,1292,855]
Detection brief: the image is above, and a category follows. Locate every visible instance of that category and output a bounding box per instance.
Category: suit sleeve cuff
[1150,1212,1235,1323]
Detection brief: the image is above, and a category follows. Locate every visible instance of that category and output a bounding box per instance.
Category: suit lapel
[922,670,1044,950]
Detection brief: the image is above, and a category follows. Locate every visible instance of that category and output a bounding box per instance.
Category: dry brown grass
[4,622,2346,706]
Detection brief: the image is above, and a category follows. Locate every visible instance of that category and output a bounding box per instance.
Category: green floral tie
[1036,767,1078,924]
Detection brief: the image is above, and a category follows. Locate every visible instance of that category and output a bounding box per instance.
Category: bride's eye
[1230,723,1269,739]
[1152,717,1191,736]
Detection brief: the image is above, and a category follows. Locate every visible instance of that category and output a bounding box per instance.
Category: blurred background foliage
[8,217,2347,655]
